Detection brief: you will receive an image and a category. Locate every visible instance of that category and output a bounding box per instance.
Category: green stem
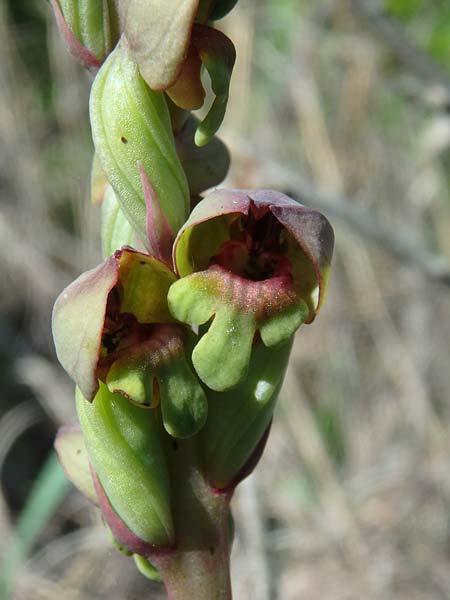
[150,437,232,600]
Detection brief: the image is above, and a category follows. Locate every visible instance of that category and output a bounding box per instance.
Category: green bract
[169,189,334,391]
[101,186,138,257]
[51,0,119,70]
[76,384,174,547]
[202,338,292,489]
[90,39,190,245]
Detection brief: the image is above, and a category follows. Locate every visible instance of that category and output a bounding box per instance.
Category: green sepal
[133,554,163,583]
[76,384,174,547]
[168,268,308,391]
[90,39,190,246]
[101,186,138,258]
[202,339,292,489]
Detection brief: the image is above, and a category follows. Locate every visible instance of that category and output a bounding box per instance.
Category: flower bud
[168,189,334,391]
[76,384,175,549]
[202,338,292,490]
[50,0,119,71]
[52,248,207,438]
[90,39,190,245]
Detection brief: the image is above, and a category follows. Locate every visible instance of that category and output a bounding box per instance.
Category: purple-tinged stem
[150,437,233,600]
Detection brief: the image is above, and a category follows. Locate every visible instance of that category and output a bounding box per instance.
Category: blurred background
[1,0,450,598]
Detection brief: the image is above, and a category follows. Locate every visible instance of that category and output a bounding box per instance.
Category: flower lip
[173,189,334,320]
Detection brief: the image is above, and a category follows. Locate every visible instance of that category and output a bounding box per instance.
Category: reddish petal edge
[50,0,102,73]
[173,189,334,315]
[91,467,176,558]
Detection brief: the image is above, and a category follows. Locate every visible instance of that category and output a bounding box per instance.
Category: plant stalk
[150,436,233,599]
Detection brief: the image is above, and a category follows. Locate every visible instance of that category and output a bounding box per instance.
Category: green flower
[52,247,207,438]
[168,189,334,391]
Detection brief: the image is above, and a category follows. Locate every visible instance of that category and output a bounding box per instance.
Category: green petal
[133,554,163,583]
[259,299,309,347]
[167,274,216,325]
[106,356,155,407]
[105,324,207,437]
[191,308,255,391]
[168,265,304,391]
